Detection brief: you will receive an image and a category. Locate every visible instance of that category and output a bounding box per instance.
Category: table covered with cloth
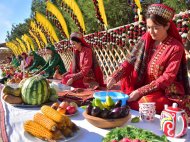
[0,84,190,142]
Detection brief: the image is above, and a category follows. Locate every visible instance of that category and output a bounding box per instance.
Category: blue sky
[0,0,32,43]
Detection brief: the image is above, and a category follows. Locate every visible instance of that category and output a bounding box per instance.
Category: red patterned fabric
[0,95,8,142]
[113,36,190,114]
[128,91,173,114]
[112,4,190,115]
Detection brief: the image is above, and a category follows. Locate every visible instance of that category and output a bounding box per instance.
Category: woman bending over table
[107,4,190,116]
[27,51,46,73]
[35,44,66,78]
[54,32,104,89]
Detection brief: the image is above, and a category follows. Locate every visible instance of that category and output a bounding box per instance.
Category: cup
[139,102,156,121]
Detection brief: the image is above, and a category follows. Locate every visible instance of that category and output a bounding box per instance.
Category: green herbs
[102,125,168,142]
[131,117,140,123]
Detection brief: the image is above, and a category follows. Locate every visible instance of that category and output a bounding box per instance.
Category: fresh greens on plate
[102,125,168,142]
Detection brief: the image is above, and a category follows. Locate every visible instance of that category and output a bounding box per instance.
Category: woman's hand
[128,90,141,102]
[53,70,62,79]
[66,78,73,86]
[107,77,116,89]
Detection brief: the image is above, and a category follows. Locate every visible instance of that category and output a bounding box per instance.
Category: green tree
[163,0,189,13]
[31,0,46,17]
[5,0,190,42]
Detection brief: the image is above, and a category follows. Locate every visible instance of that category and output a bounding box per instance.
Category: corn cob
[41,105,64,123]
[33,113,57,131]
[24,120,53,140]
[63,114,72,127]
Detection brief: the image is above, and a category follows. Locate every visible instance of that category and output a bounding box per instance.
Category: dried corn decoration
[24,120,53,140]
[33,113,57,131]
[41,105,64,123]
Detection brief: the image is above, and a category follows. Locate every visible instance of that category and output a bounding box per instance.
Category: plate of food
[24,123,81,142]
[51,102,78,117]
[2,96,53,108]
[1,81,55,108]
[102,125,168,142]
[1,90,53,108]
[23,105,81,142]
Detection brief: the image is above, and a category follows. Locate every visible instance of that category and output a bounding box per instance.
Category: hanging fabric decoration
[92,0,108,30]
[16,38,27,53]
[12,40,23,54]
[98,0,108,27]
[29,30,42,49]
[46,1,69,38]
[30,21,48,46]
[35,12,59,43]
[134,0,143,22]
[21,34,35,51]
[6,42,19,55]
[61,0,86,33]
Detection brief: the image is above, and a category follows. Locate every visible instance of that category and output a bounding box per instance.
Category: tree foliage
[5,0,190,42]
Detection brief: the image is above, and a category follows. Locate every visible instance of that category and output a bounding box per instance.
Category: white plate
[2,98,53,108]
[24,126,81,142]
[50,82,74,92]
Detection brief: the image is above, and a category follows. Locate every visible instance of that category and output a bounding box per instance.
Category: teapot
[160,103,188,138]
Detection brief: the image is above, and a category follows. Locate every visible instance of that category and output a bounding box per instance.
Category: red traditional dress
[62,46,104,89]
[112,28,190,115]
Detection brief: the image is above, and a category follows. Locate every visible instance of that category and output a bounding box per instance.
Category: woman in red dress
[107,4,190,115]
[54,32,104,89]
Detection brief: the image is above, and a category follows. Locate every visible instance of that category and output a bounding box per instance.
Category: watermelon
[21,75,50,105]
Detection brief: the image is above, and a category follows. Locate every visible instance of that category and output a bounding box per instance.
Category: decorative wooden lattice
[59,50,73,71]
[93,45,129,77]
[57,45,130,77]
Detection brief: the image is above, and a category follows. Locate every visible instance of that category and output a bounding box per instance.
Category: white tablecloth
[0,82,189,142]
[1,97,190,142]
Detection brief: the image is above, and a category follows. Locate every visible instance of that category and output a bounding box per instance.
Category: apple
[51,102,59,110]
[66,106,77,115]
[59,101,69,109]
[69,102,78,109]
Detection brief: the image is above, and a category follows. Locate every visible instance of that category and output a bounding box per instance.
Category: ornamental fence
[41,10,190,77]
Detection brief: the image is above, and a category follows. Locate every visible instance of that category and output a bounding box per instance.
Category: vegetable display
[23,105,79,141]
[86,96,130,119]
[102,125,168,142]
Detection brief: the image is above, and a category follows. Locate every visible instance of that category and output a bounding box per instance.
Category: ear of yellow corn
[41,105,64,123]
[33,113,57,131]
[62,114,72,127]
[24,120,53,140]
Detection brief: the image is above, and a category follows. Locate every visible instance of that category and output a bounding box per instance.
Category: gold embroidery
[147,5,174,21]
[138,81,158,96]
[149,37,173,81]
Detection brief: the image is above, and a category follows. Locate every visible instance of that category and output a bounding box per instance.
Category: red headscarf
[70,32,90,48]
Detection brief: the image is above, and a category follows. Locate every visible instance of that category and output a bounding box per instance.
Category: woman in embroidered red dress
[107,4,190,115]
[54,32,104,89]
